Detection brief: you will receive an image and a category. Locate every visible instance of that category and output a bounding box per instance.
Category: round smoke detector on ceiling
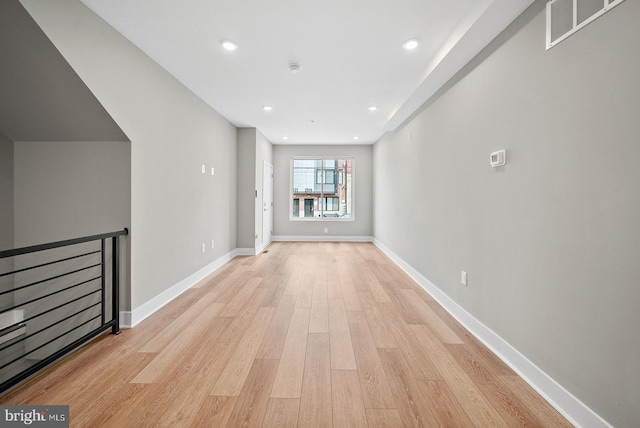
[289,63,302,73]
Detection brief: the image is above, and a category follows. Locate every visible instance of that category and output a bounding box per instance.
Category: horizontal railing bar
[0,250,102,279]
[0,321,114,393]
[0,315,101,371]
[19,289,101,326]
[0,323,26,338]
[0,263,102,297]
[0,276,101,315]
[0,302,101,354]
[0,228,128,259]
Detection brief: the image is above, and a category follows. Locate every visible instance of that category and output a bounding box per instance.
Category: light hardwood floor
[0,242,572,427]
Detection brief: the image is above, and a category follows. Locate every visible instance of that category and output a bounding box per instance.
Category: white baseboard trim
[235,241,271,257]
[372,238,612,428]
[272,235,374,242]
[235,248,257,256]
[120,249,240,329]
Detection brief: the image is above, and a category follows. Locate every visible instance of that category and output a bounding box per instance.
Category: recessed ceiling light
[221,40,238,51]
[368,105,378,112]
[402,39,419,50]
[353,136,359,140]
[283,136,288,140]
[263,105,273,111]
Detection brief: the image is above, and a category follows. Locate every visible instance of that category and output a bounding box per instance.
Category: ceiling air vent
[546,0,626,49]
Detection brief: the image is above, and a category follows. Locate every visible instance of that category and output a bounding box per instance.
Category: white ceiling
[79,0,533,145]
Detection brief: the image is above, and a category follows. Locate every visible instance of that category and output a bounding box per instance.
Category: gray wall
[13,142,130,246]
[13,141,131,310]
[236,128,257,249]
[373,2,640,427]
[236,128,273,250]
[274,144,372,238]
[0,133,13,251]
[0,133,14,310]
[21,0,238,312]
[0,0,127,142]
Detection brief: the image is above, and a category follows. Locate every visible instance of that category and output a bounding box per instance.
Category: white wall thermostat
[490,149,506,167]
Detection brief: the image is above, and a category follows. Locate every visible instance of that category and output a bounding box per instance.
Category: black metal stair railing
[0,228,128,394]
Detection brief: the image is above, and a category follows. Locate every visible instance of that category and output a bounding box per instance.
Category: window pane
[292,198,299,218]
[324,169,335,184]
[304,198,314,217]
[290,158,353,220]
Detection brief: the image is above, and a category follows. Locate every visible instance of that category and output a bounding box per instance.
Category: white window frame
[289,156,355,222]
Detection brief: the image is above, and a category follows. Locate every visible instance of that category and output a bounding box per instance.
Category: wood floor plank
[210,306,275,396]
[398,289,462,343]
[409,324,508,427]
[77,383,153,428]
[262,398,301,428]
[328,298,357,370]
[295,272,315,309]
[358,291,398,348]
[377,302,442,381]
[498,375,573,428]
[260,273,289,308]
[377,348,439,427]
[138,291,219,353]
[346,310,396,409]
[271,308,311,398]
[445,343,544,427]
[337,258,362,311]
[131,302,225,384]
[225,359,279,427]
[427,301,516,376]
[256,294,296,360]
[157,329,238,426]
[365,409,404,428]
[326,255,343,300]
[332,369,368,428]
[298,333,332,428]
[191,396,237,428]
[283,255,305,296]
[309,276,329,333]
[219,276,264,317]
[419,380,474,427]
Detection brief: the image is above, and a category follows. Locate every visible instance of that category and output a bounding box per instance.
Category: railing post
[100,239,106,326]
[111,235,120,335]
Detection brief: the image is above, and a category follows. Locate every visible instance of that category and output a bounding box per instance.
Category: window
[291,157,353,220]
[546,0,626,49]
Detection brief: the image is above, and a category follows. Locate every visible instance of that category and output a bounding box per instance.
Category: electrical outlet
[211,240,215,249]
[201,243,206,253]
[201,164,206,174]
[461,271,467,286]
[211,167,215,176]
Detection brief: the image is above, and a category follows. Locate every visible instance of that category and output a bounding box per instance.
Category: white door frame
[262,161,274,249]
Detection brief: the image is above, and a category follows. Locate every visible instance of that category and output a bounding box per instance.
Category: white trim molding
[120,248,242,328]
[373,238,613,428]
[272,235,373,242]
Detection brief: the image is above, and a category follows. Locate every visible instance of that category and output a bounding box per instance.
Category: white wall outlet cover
[201,164,206,174]
[211,167,215,175]
[201,243,206,253]
[461,271,467,286]
[211,240,215,249]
